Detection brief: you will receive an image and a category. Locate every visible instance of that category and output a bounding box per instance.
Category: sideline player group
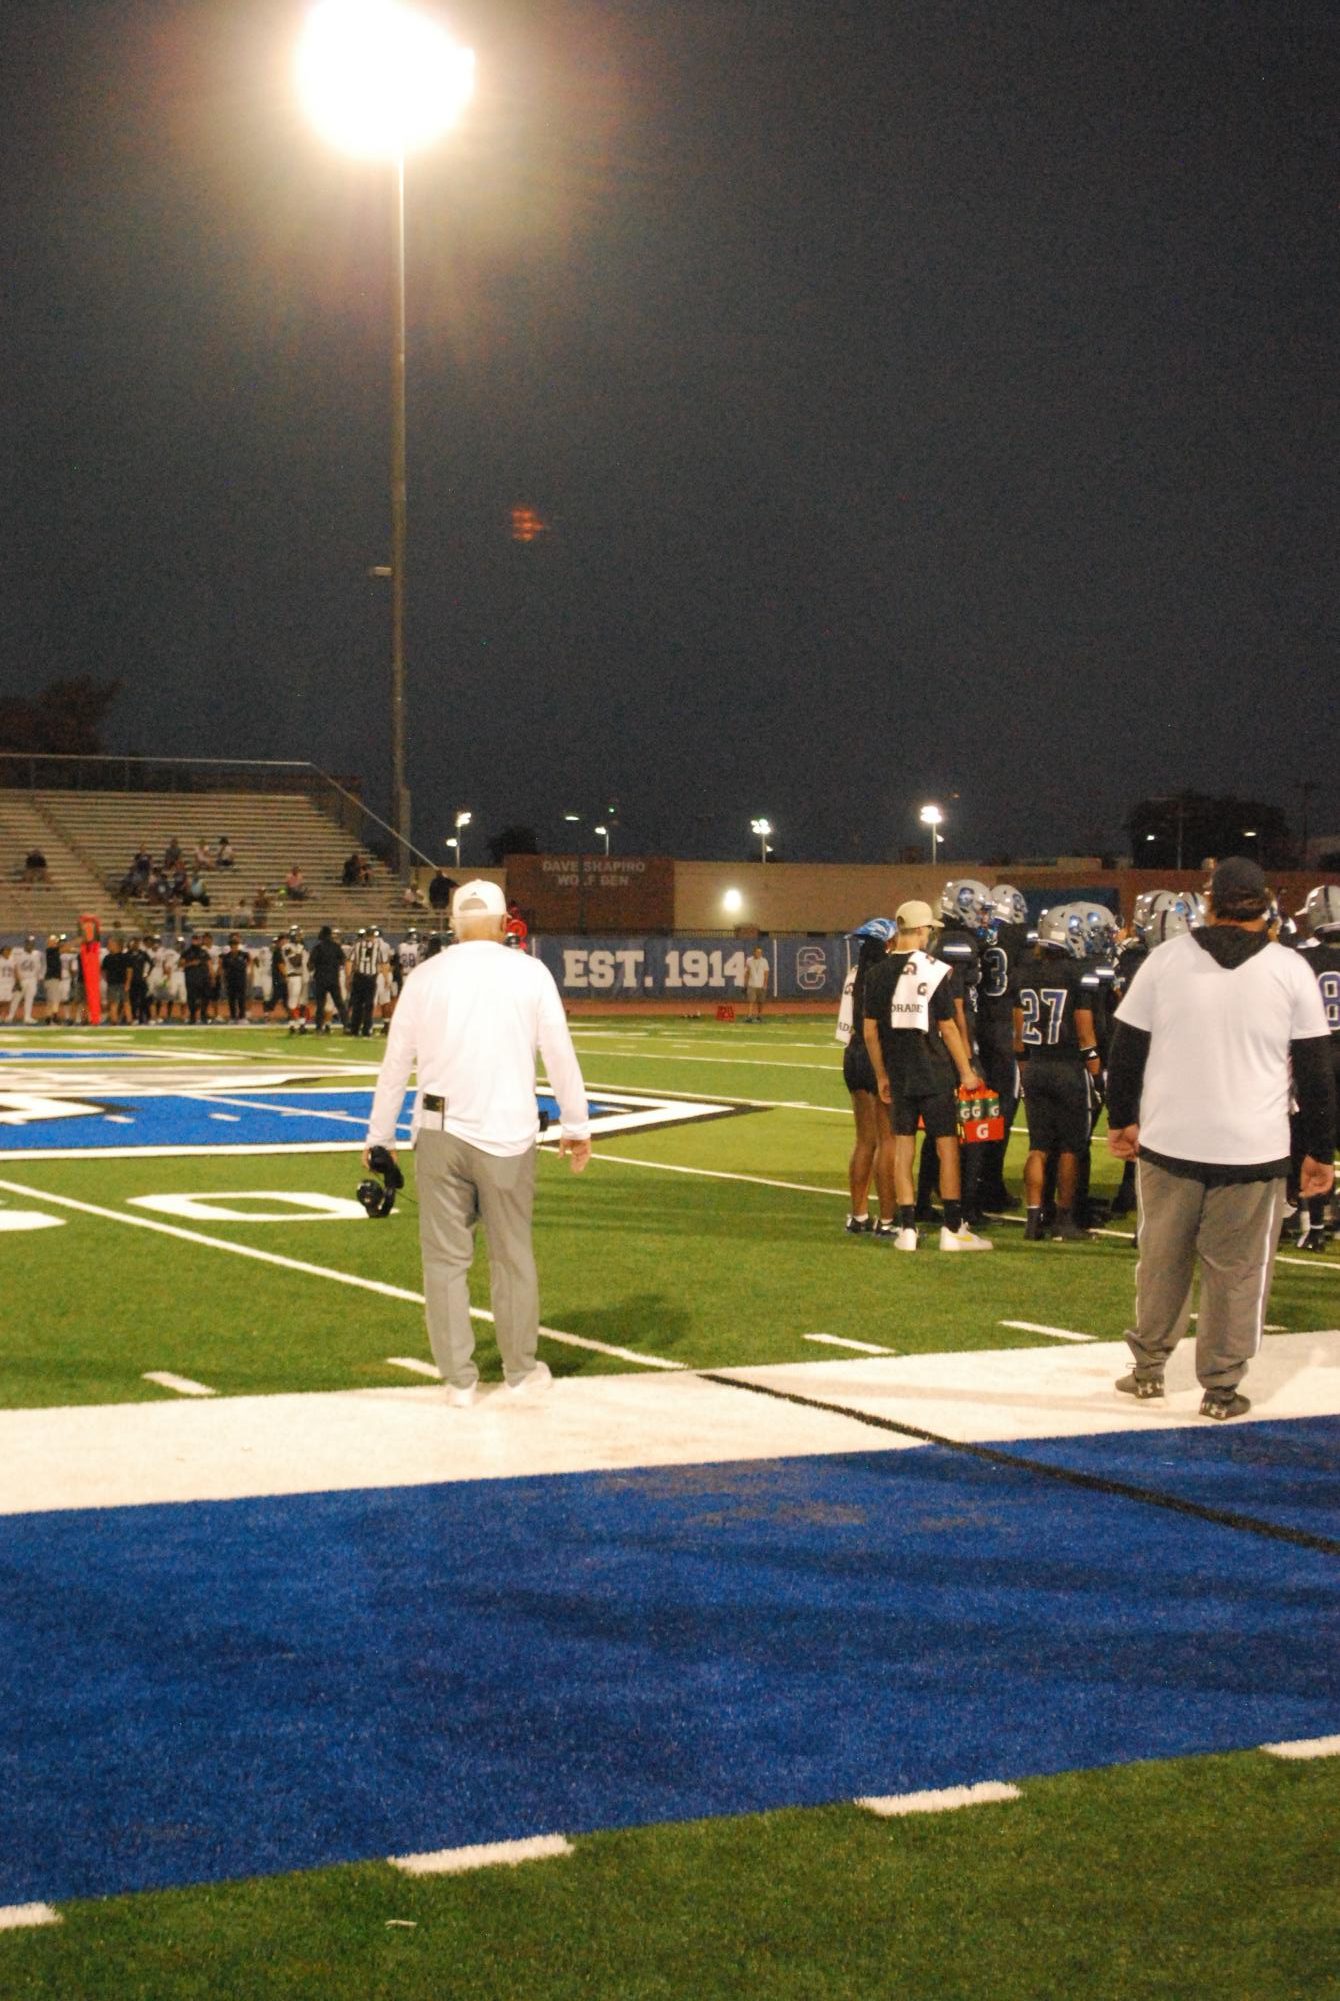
[839,875,1340,1256]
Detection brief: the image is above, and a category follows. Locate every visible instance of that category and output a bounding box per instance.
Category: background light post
[919,803,944,863]
[298,0,475,882]
[751,816,772,863]
[593,823,610,856]
[453,808,471,867]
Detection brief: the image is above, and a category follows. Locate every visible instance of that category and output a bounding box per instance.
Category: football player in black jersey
[975,884,1030,1211]
[1012,906,1103,1240]
[1293,886,1340,1248]
[916,879,992,1223]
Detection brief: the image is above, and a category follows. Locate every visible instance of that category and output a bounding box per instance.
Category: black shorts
[843,1038,878,1096]
[1022,1062,1090,1155]
[889,1086,958,1141]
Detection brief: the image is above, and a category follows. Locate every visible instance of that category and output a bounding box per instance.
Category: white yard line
[856,1783,1020,1817]
[804,1333,899,1355]
[593,1152,844,1198]
[390,1835,574,1874]
[1260,1735,1340,1761]
[1000,1320,1096,1344]
[0,1904,60,1931]
[387,1356,441,1378]
[143,1372,217,1398]
[0,1178,680,1373]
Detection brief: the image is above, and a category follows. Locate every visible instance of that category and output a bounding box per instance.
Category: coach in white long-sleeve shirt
[365,878,590,1404]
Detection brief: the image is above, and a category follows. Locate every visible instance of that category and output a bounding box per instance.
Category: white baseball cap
[451,878,507,922]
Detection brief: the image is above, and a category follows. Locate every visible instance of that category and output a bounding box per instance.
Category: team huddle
[840,877,1340,1254]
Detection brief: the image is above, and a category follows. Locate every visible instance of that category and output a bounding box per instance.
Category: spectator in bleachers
[285,864,309,902]
[428,868,456,913]
[22,847,49,885]
[193,837,215,872]
[163,835,183,871]
[186,868,210,907]
[253,883,272,923]
[168,862,190,907]
[341,850,371,887]
[216,835,235,869]
[402,878,427,909]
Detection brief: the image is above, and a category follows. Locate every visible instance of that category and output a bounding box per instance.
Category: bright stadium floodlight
[593,824,610,856]
[750,817,772,863]
[453,808,471,866]
[297,0,475,161]
[722,888,743,915]
[919,802,943,863]
[299,0,475,885]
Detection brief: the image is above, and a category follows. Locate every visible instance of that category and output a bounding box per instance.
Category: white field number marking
[130,1191,369,1224]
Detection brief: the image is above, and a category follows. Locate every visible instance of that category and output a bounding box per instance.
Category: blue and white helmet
[1133,889,1201,943]
[1036,904,1089,959]
[1301,885,1340,935]
[1147,895,1203,948]
[990,884,1028,928]
[939,879,994,935]
[1078,903,1119,964]
[849,917,895,942]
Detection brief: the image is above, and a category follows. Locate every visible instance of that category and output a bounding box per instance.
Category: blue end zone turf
[2,1421,1337,1904]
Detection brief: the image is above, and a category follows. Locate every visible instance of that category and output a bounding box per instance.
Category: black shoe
[1109,1193,1135,1217]
[981,1190,1021,1213]
[1297,1228,1327,1254]
[1200,1389,1250,1421]
[913,1206,942,1226]
[873,1221,897,1244]
[1024,1213,1044,1242]
[845,1214,875,1236]
[1052,1216,1091,1242]
[1116,1371,1165,1401]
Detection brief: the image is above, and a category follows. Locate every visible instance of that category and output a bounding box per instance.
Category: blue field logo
[0,1047,735,1159]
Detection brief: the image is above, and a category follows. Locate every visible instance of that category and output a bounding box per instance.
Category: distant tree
[487,824,540,865]
[1126,791,1291,872]
[0,676,122,756]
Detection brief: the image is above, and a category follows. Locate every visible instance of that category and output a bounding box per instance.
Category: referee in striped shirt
[348,928,381,1038]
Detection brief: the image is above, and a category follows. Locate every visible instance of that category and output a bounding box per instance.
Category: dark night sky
[1,0,1336,865]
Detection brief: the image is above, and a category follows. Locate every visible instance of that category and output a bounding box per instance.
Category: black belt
[422,1094,445,1112]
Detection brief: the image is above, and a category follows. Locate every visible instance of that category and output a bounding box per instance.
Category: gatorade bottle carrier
[956,1084,1005,1144]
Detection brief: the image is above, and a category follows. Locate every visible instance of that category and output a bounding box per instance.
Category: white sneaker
[940,1225,993,1252]
[446,1382,478,1409]
[895,1227,918,1252]
[505,1360,553,1399]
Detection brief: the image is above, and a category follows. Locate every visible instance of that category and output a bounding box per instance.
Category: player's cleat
[845,1214,875,1235]
[1296,1225,1327,1254]
[872,1221,897,1244]
[1116,1370,1164,1400]
[506,1360,553,1399]
[1024,1210,1045,1241]
[445,1382,478,1409]
[894,1227,918,1252]
[939,1225,992,1252]
[1052,1216,1091,1242]
[1200,1388,1250,1421]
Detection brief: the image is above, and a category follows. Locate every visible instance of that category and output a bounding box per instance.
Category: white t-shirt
[367,938,590,1157]
[745,953,769,990]
[1115,932,1329,1165]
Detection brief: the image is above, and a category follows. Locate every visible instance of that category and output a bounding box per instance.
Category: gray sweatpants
[415,1127,540,1389]
[1126,1158,1285,1392]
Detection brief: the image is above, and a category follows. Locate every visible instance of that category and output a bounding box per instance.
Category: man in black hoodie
[1106,858,1335,1420]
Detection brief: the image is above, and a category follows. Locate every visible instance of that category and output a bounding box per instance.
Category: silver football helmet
[1077,903,1120,964]
[1300,885,1340,935]
[990,884,1028,928]
[939,879,994,935]
[1036,905,1088,959]
[1147,896,1202,948]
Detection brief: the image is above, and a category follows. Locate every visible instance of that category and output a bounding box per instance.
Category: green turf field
[2,1017,1337,1998]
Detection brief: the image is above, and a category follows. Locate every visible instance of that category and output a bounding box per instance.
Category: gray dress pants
[1126,1158,1285,1392]
[415,1127,540,1388]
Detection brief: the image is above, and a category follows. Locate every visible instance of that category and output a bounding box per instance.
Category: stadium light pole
[298,0,475,883]
[593,823,610,856]
[453,808,472,867]
[919,803,943,863]
[751,817,772,863]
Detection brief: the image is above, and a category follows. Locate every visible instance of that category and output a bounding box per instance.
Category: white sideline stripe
[0,1904,60,1930]
[143,1372,217,1398]
[1000,1320,1096,1344]
[391,1835,573,1875]
[805,1333,899,1355]
[0,1178,681,1374]
[1260,1735,1340,1761]
[857,1782,1021,1817]
[387,1357,441,1378]
[191,1092,367,1128]
[594,1153,843,1198]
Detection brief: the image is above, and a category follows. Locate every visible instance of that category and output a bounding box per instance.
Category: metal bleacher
[0,780,425,940]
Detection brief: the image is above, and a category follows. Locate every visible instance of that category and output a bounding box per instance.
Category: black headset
[357,1144,406,1219]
